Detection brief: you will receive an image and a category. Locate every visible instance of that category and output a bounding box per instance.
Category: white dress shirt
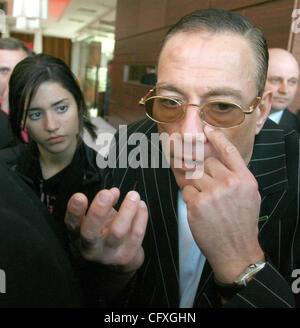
[178,190,206,308]
[269,110,284,124]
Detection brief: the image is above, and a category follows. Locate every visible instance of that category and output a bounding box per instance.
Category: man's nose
[278,80,288,94]
[179,105,208,143]
[44,112,59,132]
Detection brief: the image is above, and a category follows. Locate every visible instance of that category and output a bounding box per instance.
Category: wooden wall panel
[115,28,168,63]
[110,0,298,127]
[10,32,34,52]
[43,36,72,67]
[10,32,34,44]
[210,0,273,10]
[138,0,167,34]
[242,0,294,48]
[10,33,71,67]
[115,0,139,40]
[165,0,210,26]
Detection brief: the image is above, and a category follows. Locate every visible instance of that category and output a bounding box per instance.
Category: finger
[185,171,214,192]
[182,184,199,204]
[65,193,88,233]
[81,189,119,241]
[204,156,230,179]
[123,200,148,272]
[106,191,141,245]
[100,187,120,231]
[204,126,246,172]
[109,187,120,206]
[129,200,148,242]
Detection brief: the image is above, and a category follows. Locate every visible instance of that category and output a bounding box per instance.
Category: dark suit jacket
[278,109,300,133]
[0,160,83,307]
[0,109,16,150]
[104,118,300,308]
[0,142,106,307]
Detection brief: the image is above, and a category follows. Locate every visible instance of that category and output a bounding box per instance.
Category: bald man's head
[265,48,299,112]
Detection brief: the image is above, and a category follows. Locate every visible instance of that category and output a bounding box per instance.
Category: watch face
[234,262,266,286]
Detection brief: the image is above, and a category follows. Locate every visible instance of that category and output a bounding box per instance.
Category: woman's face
[25,81,79,156]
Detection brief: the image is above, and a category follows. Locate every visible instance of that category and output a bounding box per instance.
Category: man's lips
[274,97,289,103]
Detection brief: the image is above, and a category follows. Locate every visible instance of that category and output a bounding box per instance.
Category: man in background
[0,38,32,149]
[265,48,300,133]
[140,65,157,86]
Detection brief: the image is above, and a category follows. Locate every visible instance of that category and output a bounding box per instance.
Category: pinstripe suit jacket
[104,118,300,308]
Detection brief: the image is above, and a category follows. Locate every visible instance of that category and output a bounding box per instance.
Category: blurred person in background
[0,37,32,149]
[265,48,300,133]
[140,65,157,86]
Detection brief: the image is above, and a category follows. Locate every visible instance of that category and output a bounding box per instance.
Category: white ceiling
[4,0,117,41]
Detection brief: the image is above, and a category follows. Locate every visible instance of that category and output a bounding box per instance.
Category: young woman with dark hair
[0,54,102,252]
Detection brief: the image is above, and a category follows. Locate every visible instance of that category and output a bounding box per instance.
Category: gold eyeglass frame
[139,88,262,129]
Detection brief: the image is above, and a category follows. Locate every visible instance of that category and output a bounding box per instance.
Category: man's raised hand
[183,126,264,284]
[65,188,148,274]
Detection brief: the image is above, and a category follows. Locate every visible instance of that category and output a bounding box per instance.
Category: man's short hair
[0,37,33,56]
[161,8,268,96]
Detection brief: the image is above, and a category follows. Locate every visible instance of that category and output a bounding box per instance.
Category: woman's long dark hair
[9,53,97,143]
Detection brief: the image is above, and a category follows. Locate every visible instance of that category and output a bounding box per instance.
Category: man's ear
[255,90,272,135]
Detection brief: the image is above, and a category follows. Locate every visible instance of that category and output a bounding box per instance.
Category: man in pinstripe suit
[66,9,300,308]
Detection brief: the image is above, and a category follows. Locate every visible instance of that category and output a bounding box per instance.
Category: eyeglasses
[139,88,262,129]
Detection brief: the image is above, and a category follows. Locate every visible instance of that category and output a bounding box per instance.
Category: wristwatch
[233,261,266,286]
[214,261,266,299]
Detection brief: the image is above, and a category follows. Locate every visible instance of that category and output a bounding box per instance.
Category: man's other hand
[65,188,148,274]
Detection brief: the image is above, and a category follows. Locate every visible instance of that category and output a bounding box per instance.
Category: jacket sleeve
[223,261,295,308]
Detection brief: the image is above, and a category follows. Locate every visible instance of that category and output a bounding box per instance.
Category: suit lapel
[249,119,289,256]
[137,165,180,307]
[127,120,180,307]
[246,120,294,278]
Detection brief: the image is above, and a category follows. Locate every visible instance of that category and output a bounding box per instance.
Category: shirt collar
[268,109,284,124]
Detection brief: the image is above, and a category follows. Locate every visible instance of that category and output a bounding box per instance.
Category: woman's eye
[28,112,42,120]
[57,105,68,113]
